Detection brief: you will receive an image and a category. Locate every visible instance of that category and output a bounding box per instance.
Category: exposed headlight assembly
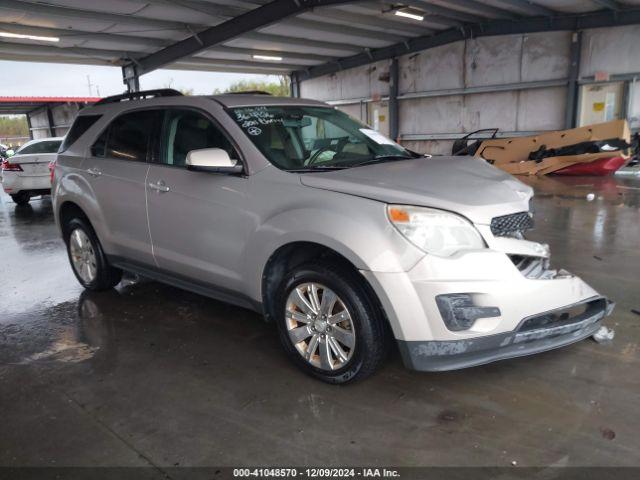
[387,205,485,257]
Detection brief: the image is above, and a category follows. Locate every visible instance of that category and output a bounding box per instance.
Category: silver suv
[53,89,612,383]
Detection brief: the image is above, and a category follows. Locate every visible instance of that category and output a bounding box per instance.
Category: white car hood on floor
[299,156,533,225]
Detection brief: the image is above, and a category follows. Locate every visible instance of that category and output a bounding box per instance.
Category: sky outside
[0,60,279,97]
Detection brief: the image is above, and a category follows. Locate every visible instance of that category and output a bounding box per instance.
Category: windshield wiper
[350,154,415,168]
[287,165,350,172]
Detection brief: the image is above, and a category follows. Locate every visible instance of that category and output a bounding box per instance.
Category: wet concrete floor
[0,175,639,468]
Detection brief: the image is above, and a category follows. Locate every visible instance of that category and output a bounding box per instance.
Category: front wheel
[276,262,387,384]
[64,218,122,291]
[10,192,31,205]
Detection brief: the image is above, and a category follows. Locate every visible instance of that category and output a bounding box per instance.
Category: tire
[63,217,122,291]
[10,191,31,205]
[276,261,387,384]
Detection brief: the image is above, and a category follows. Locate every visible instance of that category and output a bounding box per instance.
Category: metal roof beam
[295,8,640,81]
[153,0,432,37]
[0,0,358,59]
[240,31,361,55]
[303,9,435,36]
[490,0,557,17]
[0,40,306,71]
[0,22,332,63]
[430,0,520,19]
[0,22,168,49]
[274,17,405,44]
[0,0,199,31]
[129,0,358,76]
[403,1,487,23]
[334,4,462,28]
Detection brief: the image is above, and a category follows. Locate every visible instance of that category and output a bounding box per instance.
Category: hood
[299,156,533,225]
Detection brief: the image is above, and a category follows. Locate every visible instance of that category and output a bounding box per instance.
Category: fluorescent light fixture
[252,54,283,62]
[0,31,60,42]
[394,9,424,21]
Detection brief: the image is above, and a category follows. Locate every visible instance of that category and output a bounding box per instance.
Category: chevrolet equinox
[52,89,613,383]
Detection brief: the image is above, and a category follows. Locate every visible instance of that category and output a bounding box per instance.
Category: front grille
[490,211,534,237]
[517,298,607,332]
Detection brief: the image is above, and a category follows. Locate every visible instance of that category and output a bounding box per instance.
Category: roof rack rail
[94,88,183,106]
[225,90,272,96]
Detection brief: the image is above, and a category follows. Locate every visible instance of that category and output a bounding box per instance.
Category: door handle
[86,167,102,177]
[148,180,170,193]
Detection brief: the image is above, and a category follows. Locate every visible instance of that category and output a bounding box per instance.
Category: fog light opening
[436,293,501,331]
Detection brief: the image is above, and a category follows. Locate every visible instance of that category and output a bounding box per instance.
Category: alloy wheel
[69,228,97,284]
[285,282,356,371]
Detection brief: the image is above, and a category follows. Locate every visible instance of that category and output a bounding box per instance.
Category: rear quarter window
[59,114,102,152]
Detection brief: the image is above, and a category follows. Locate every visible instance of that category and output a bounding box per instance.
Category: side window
[59,114,101,152]
[161,109,238,167]
[92,110,159,162]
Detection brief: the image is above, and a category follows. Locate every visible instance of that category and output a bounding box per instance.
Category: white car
[1,137,63,205]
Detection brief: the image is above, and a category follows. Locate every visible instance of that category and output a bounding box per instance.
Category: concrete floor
[1,175,639,469]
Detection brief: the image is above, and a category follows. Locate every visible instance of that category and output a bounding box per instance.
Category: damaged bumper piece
[361,229,615,372]
[398,297,614,371]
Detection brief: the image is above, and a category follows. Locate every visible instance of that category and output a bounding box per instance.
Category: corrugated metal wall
[300,24,640,155]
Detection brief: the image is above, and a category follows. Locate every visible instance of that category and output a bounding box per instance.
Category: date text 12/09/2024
[233,468,401,478]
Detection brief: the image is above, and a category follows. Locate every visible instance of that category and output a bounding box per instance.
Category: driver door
[145,108,253,293]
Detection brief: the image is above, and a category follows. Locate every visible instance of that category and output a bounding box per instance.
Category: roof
[74,93,330,117]
[0,1,638,78]
[0,96,99,114]
[211,94,329,108]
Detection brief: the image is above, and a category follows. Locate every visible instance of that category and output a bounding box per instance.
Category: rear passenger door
[82,109,161,265]
[145,108,253,294]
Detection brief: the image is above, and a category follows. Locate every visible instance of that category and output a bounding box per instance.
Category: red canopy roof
[0,96,100,103]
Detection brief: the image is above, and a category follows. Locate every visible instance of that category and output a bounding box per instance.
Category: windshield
[229,106,415,171]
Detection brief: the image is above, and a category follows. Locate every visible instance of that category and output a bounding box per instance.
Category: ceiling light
[252,54,282,62]
[394,8,424,21]
[0,31,60,42]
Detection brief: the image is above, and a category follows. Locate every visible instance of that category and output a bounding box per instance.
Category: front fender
[242,201,425,303]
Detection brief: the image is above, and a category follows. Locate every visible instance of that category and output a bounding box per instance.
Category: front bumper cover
[398,297,614,372]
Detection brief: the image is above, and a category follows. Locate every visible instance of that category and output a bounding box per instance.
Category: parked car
[52,89,613,383]
[2,137,63,205]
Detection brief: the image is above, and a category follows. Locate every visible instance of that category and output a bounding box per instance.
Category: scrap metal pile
[460,120,633,176]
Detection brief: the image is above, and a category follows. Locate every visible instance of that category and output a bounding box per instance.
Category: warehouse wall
[300,25,640,155]
[28,103,84,140]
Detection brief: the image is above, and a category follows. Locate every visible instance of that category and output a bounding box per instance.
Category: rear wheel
[276,262,387,384]
[10,191,31,205]
[64,217,122,291]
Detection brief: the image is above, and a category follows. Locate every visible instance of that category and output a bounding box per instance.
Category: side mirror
[186,148,243,174]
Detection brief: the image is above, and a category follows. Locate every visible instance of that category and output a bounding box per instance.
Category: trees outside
[0,116,29,146]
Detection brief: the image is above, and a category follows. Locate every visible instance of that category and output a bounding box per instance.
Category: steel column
[290,72,301,98]
[389,58,399,141]
[122,64,140,93]
[25,114,33,141]
[565,31,582,129]
[46,107,55,137]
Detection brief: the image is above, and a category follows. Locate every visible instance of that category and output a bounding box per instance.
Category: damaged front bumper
[361,239,615,372]
[397,297,614,371]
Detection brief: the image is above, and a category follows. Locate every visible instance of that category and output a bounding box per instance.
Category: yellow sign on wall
[593,102,605,112]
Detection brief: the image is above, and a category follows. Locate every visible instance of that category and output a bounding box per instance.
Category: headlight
[387,205,485,257]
